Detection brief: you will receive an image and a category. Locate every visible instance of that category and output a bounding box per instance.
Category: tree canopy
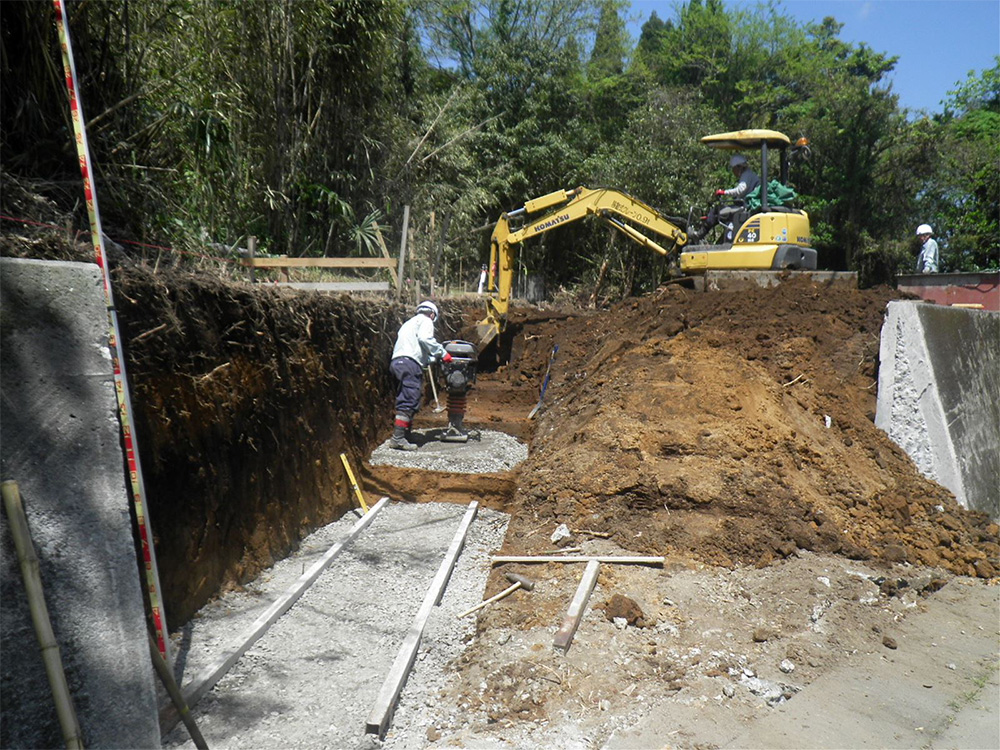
[2,0,996,292]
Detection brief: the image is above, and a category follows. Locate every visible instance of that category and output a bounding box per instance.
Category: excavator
[475,129,816,349]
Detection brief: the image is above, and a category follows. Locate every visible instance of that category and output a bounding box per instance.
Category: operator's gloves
[715,189,726,196]
[441,352,453,363]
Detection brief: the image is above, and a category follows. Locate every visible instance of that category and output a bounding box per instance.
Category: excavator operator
[690,154,761,243]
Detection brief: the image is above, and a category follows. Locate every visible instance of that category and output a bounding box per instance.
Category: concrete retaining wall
[876,301,1000,519]
[1,258,160,748]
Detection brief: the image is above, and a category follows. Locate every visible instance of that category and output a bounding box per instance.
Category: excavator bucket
[476,321,498,351]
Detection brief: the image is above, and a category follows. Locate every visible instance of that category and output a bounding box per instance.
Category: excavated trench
[110,263,998,634]
[112,264,521,626]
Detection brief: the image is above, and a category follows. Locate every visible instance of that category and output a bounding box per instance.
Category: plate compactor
[439,340,478,442]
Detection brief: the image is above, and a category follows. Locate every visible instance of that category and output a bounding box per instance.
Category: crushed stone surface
[369,428,528,474]
[161,501,509,749]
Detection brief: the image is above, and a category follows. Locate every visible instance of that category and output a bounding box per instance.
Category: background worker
[915,223,940,273]
[388,300,452,450]
[689,154,761,243]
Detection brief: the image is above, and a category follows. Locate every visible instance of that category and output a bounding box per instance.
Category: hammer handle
[457,582,521,618]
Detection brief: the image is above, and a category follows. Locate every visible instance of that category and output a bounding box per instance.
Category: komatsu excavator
[476,129,816,349]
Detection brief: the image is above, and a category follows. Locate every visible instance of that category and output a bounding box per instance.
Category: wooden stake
[553,559,600,653]
[372,222,399,288]
[396,207,410,300]
[339,453,369,513]
[2,481,84,750]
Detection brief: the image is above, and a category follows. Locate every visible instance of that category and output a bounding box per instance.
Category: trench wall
[0,258,160,748]
[876,301,1000,519]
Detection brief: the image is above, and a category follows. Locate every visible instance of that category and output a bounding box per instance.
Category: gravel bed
[369,428,528,474]
[161,501,509,749]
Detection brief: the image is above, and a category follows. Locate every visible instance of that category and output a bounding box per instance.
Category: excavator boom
[477,187,688,349]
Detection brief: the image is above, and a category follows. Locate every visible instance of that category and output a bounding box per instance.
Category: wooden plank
[277,282,391,292]
[161,497,390,731]
[492,555,665,566]
[553,559,600,653]
[241,257,397,269]
[372,222,399,288]
[366,501,479,738]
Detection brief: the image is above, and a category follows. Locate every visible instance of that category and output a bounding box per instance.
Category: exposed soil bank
[112,264,480,625]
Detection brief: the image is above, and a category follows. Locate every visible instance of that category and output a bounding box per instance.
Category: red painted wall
[895,272,1000,311]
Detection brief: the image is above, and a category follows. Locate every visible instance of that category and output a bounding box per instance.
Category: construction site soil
[4,222,998,746]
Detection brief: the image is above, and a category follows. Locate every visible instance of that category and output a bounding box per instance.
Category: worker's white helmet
[916,224,933,236]
[729,154,748,169]
[416,300,439,318]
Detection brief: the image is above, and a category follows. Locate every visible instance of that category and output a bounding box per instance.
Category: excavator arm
[476,187,689,349]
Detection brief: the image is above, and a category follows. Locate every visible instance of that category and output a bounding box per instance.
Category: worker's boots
[389,415,417,451]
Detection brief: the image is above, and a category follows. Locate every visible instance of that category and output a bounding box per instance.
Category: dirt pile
[485,279,998,579]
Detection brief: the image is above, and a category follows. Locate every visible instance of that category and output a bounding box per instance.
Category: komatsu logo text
[533,213,571,232]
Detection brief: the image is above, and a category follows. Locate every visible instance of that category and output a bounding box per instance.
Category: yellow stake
[340,453,369,513]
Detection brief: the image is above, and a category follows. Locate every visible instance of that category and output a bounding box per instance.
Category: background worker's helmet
[416,300,439,318]
[729,154,748,169]
[916,224,933,236]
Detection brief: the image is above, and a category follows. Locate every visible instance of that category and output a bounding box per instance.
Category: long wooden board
[553,559,600,652]
[241,257,397,268]
[160,498,390,732]
[366,501,479,738]
[492,555,665,566]
[277,282,391,292]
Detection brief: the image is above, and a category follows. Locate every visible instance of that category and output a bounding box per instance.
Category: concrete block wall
[876,301,1000,519]
[1,259,160,748]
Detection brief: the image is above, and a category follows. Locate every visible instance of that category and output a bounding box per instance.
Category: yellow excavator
[475,129,816,349]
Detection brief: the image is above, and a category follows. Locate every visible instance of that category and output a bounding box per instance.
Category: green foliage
[5,0,996,291]
[917,60,1000,271]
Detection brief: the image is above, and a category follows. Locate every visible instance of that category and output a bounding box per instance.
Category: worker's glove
[714,189,726,196]
[442,352,453,363]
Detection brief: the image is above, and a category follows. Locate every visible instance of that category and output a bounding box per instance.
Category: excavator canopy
[700,129,792,150]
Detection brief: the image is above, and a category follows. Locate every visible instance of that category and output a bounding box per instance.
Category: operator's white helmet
[416,300,439,318]
[916,224,933,236]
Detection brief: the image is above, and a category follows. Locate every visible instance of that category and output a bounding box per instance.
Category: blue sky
[628,0,1000,114]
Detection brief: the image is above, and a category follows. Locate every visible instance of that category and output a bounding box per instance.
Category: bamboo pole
[2,481,84,750]
[147,633,208,750]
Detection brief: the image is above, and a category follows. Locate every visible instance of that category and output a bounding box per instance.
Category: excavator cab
[682,129,817,273]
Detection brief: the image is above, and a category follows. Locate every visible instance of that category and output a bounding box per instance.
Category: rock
[882,636,898,649]
[752,626,773,643]
[722,683,736,698]
[550,523,572,544]
[426,727,441,742]
[604,594,647,627]
[779,659,795,673]
[973,559,996,579]
[883,545,909,563]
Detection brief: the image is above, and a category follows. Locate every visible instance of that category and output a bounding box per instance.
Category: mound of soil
[485,279,997,579]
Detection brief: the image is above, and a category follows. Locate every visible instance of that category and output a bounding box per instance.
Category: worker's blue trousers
[390,356,424,416]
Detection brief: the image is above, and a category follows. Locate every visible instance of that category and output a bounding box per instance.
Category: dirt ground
[3,209,997,746]
[357,283,998,745]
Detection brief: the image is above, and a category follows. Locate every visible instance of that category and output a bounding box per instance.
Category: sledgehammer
[457,572,536,618]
